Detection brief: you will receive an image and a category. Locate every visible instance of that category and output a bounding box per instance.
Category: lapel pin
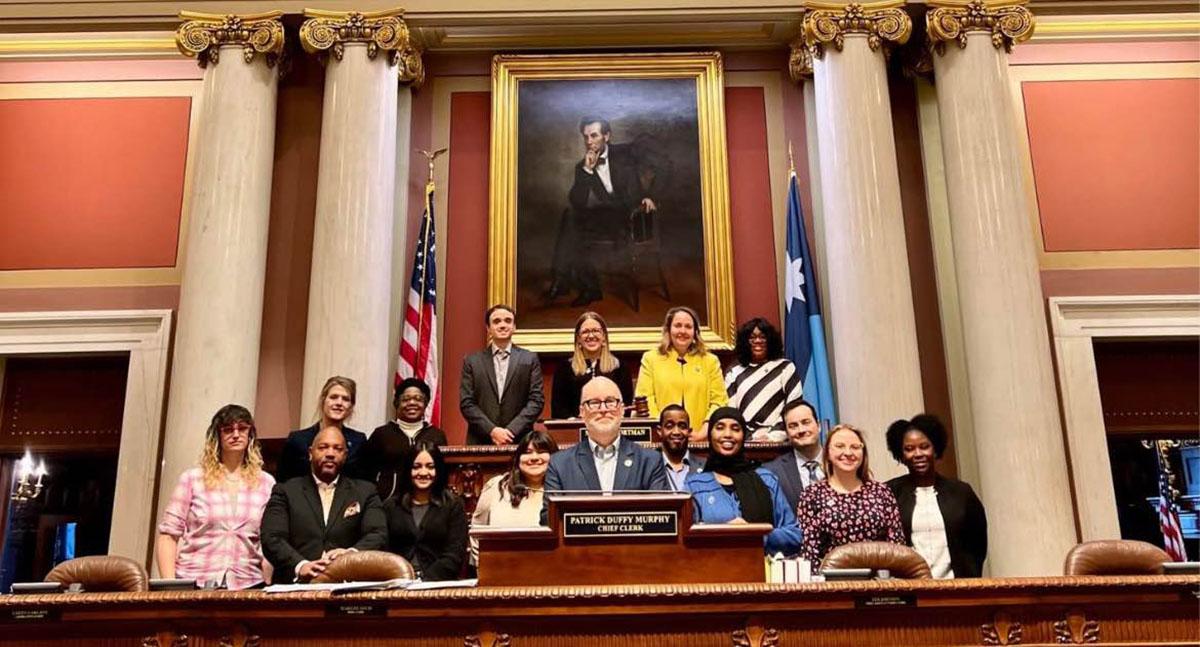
[624,458,633,467]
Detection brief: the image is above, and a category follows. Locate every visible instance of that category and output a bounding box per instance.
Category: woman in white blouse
[469,430,559,565]
[885,414,988,578]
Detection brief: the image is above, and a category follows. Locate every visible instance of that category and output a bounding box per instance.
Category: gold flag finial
[788,141,796,175]
[418,148,448,187]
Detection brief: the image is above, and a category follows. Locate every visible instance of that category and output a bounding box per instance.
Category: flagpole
[414,147,446,380]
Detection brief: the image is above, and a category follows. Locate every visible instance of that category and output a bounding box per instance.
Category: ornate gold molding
[299,8,424,85]
[801,0,912,60]
[175,11,284,68]
[787,36,812,82]
[927,0,1036,54]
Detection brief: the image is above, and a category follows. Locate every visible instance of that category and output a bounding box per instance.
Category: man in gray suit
[541,377,669,524]
[763,399,824,513]
[459,304,545,445]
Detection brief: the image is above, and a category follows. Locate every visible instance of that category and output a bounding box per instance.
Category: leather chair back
[1063,540,1170,576]
[311,550,416,584]
[822,541,932,580]
[44,555,149,592]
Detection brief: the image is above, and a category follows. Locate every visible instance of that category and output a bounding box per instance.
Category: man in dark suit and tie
[459,304,545,445]
[541,376,669,524]
[261,427,387,583]
[546,117,659,307]
[763,400,824,513]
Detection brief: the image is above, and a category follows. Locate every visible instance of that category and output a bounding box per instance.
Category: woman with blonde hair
[797,424,904,569]
[155,404,275,588]
[635,305,727,440]
[276,376,369,482]
[550,311,633,418]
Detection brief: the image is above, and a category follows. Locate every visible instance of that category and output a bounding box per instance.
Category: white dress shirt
[588,436,620,492]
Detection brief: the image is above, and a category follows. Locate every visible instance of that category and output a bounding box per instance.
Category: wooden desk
[474,493,770,586]
[1,576,1195,646]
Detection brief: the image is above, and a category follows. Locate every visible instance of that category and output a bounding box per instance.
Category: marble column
[298,10,423,430]
[159,13,284,536]
[927,0,1077,575]
[799,2,924,478]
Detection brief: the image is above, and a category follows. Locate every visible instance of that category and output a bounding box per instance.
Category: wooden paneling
[0,577,1194,646]
[0,355,128,452]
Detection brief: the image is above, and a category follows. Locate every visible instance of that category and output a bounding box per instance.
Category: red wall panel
[0,96,191,270]
[1023,78,1200,252]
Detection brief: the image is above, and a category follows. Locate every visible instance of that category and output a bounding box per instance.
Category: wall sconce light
[12,451,46,503]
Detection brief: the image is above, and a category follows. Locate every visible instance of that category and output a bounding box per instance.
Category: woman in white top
[724,318,802,441]
[885,414,988,578]
[469,430,559,565]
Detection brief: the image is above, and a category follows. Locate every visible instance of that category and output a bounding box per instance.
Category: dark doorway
[0,355,127,590]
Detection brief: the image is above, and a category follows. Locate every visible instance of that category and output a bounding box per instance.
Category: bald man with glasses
[541,377,669,524]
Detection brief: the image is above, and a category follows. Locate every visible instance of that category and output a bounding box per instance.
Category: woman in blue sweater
[685,407,803,555]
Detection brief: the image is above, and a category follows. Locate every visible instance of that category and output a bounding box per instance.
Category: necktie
[494,349,510,394]
[803,460,820,486]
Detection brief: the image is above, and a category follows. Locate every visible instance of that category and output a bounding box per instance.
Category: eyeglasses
[581,397,622,412]
[578,328,604,339]
[219,423,253,437]
[832,442,864,451]
[398,394,427,404]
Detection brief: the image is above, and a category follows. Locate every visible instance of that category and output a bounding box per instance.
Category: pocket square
[343,502,361,518]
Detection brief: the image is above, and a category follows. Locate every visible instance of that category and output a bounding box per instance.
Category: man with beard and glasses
[261,427,386,583]
[541,377,669,524]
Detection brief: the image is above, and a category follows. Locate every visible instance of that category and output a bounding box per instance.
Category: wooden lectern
[472,492,770,586]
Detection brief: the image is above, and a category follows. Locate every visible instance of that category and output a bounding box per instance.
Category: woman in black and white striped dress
[724,318,803,441]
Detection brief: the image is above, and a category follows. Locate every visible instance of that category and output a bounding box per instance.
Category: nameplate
[577,426,653,443]
[8,608,60,622]
[562,511,678,538]
[326,602,388,617]
[854,594,916,608]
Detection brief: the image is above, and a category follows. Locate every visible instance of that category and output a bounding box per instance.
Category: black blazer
[276,424,369,484]
[384,492,468,581]
[549,357,634,419]
[359,422,448,499]
[887,473,988,578]
[260,475,387,583]
[459,346,545,445]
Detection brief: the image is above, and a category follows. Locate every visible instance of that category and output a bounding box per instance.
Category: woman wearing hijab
[684,407,802,555]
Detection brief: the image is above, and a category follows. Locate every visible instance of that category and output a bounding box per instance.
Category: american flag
[397,180,440,425]
[1154,444,1187,561]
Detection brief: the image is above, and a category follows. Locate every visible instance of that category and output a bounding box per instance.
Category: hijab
[704,407,773,524]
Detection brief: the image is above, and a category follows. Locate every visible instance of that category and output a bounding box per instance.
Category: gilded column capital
[801,1,912,60]
[927,0,1036,54]
[299,8,425,85]
[175,11,285,68]
[788,37,813,82]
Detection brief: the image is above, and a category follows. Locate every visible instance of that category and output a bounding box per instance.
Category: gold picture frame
[488,52,736,353]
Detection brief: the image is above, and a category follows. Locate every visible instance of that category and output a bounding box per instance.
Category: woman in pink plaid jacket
[155,404,276,589]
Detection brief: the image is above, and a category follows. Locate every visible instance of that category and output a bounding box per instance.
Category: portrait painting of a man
[516,78,706,328]
[489,53,736,352]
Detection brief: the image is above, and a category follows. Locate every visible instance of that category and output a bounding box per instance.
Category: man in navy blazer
[541,377,669,524]
[763,400,824,513]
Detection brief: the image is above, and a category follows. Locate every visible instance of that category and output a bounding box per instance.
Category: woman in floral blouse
[797,424,904,569]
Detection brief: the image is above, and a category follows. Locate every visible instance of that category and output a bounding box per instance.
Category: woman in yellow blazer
[636,306,728,441]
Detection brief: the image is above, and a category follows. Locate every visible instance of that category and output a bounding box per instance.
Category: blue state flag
[783,170,837,429]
